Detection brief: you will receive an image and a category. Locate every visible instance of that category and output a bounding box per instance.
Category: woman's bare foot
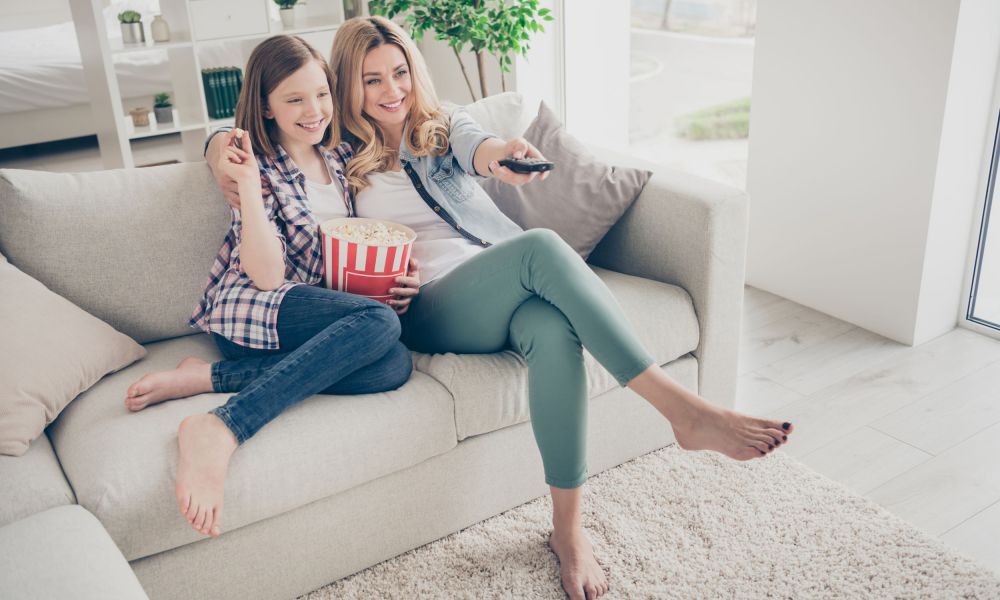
[548,527,609,600]
[672,402,794,461]
[175,413,238,537]
[125,357,212,411]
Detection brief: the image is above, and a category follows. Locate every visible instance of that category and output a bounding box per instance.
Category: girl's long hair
[235,35,337,157]
[329,16,449,195]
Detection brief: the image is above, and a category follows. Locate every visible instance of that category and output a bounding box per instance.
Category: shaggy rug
[300,445,1000,599]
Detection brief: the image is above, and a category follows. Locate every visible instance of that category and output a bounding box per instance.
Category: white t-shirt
[305,177,350,223]
[355,169,484,285]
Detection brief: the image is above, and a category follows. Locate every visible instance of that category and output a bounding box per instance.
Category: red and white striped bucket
[319,218,417,303]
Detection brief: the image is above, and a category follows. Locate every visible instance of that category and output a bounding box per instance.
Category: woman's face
[361,43,412,131]
[265,60,333,149]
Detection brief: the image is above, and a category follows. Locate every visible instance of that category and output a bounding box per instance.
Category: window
[629,0,756,190]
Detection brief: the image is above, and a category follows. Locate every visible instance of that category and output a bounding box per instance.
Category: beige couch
[0,96,748,600]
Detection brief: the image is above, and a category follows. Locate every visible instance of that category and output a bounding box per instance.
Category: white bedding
[0,19,171,114]
[0,0,245,116]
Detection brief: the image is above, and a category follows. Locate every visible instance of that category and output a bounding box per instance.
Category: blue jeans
[208,285,412,444]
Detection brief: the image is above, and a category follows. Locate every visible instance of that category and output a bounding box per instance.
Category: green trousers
[401,229,655,489]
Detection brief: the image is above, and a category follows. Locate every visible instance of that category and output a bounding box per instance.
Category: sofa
[0,95,748,600]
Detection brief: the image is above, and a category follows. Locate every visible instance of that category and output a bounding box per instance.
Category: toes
[749,440,770,454]
[177,491,191,515]
[750,433,775,452]
[763,428,786,446]
[585,585,598,600]
[185,499,199,523]
[193,504,208,531]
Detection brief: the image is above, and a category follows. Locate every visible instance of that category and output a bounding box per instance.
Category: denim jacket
[397,107,524,247]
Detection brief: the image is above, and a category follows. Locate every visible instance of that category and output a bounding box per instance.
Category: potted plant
[369,0,554,101]
[273,0,299,28]
[118,10,145,45]
[153,92,173,124]
[129,107,150,128]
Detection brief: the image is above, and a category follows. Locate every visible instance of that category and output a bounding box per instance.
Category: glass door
[967,107,1000,337]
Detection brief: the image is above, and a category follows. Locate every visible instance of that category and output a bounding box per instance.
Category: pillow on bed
[482,101,652,259]
[0,254,146,457]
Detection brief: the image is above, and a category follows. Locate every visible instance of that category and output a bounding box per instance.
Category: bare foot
[125,357,212,411]
[175,413,238,537]
[672,402,794,461]
[548,527,609,600]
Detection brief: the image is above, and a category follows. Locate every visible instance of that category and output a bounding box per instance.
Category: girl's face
[361,43,412,131]
[264,60,333,149]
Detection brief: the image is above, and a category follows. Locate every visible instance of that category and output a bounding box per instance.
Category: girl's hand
[388,258,420,315]
[213,129,270,208]
[219,140,260,188]
[487,138,550,186]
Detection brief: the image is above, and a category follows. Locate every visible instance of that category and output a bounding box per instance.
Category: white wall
[747,0,999,345]
[562,0,629,149]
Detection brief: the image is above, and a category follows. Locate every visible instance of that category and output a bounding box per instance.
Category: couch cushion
[0,433,75,528]
[414,266,699,440]
[47,334,457,561]
[0,253,147,457]
[0,164,231,344]
[0,505,148,600]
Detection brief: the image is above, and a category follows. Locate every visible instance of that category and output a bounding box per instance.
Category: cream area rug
[300,445,1000,599]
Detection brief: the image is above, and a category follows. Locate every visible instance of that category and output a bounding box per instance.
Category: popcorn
[330,221,411,246]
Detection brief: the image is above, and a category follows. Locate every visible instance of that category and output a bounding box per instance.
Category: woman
[126,36,417,540]
[207,18,794,600]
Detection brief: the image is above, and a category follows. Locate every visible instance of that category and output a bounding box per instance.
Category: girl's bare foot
[175,413,238,538]
[548,527,609,600]
[125,357,212,411]
[672,403,794,461]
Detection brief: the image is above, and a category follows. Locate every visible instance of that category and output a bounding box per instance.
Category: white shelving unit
[68,0,344,169]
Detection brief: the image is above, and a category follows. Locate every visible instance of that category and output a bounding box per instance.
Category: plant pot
[129,108,150,127]
[343,0,363,19]
[280,8,295,28]
[154,106,173,124]
[120,21,145,44]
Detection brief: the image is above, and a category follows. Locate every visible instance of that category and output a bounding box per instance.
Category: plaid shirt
[189,142,354,350]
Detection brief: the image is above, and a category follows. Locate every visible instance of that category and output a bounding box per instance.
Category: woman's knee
[384,341,414,389]
[509,297,581,354]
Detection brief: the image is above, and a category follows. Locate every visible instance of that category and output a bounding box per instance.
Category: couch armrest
[588,149,748,409]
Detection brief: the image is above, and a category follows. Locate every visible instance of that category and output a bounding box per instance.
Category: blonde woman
[207,18,794,600]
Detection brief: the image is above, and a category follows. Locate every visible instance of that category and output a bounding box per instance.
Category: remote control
[498,157,555,174]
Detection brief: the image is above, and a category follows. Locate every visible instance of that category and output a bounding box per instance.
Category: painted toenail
[775,441,781,446]
[783,435,787,441]
[782,422,791,430]
[768,444,773,450]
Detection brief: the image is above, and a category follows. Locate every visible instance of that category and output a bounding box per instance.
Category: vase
[129,108,150,127]
[150,15,170,42]
[120,21,145,44]
[154,106,173,124]
[280,8,295,28]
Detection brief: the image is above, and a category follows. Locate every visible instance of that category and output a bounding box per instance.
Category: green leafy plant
[273,0,298,8]
[369,0,554,101]
[153,92,172,108]
[117,10,142,24]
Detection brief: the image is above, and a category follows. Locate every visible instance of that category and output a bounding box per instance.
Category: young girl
[124,35,418,540]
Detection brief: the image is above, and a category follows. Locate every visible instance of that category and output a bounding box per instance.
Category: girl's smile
[264,60,334,150]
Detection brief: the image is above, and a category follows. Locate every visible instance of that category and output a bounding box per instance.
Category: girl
[124,35,419,540]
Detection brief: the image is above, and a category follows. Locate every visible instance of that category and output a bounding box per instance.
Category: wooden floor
[735,286,1000,576]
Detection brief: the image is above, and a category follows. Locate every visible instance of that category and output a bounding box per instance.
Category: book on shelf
[201,67,244,120]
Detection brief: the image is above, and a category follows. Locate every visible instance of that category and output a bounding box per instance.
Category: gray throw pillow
[482,101,652,259]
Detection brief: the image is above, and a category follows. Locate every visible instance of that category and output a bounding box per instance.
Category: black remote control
[498,157,555,174]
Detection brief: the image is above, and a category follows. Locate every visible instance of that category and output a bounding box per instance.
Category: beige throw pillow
[0,255,146,457]
[482,101,652,259]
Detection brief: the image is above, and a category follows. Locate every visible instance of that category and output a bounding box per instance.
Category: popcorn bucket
[319,218,417,303]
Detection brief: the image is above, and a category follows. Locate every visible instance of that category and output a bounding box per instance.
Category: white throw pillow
[0,254,146,457]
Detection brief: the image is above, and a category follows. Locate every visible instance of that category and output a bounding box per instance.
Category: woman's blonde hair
[329,16,449,194]
[235,35,337,157]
